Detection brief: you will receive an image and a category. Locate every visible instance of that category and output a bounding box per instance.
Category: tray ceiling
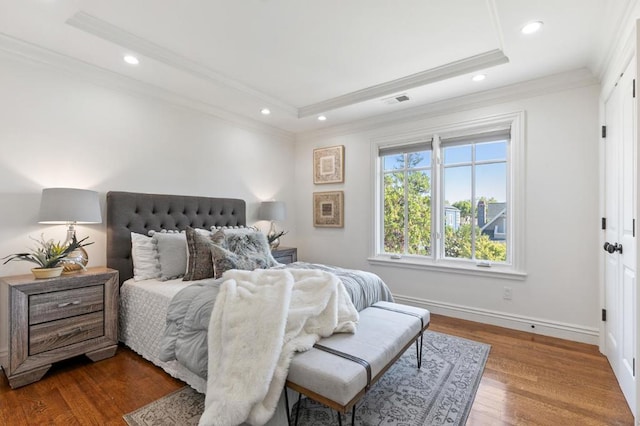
[0,0,628,134]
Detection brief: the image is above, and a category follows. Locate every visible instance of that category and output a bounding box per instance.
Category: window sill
[367,255,527,280]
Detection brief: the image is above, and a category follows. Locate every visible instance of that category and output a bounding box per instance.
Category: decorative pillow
[210,225,259,235]
[183,227,215,281]
[211,230,278,278]
[149,230,187,281]
[131,232,160,281]
[210,243,273,279]
[211,229,278,268]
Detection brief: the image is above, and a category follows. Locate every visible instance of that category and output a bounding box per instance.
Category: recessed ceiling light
[317,115,327,121]
[261,108,271,115]
[472,74,486,82]
[521,21,543,35]
[123,55,139,65]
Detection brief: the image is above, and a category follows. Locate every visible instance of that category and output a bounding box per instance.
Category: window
[381,144,432,256]
[372,112,525,277]
[441,131,508,263]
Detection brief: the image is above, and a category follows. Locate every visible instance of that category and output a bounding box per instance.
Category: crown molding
[296,67,598,141]
[68,11,510,121]
[486,0,505,52]
[298,49,509,118]
[593,0,639,82]
[596,0,637,102]
[66,11,298,117]
[0,32,294,141]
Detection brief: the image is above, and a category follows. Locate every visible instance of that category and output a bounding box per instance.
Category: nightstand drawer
[274,253,294,264]
[29,311,104,355]
[29,285,104,325]
[272,247,297,265]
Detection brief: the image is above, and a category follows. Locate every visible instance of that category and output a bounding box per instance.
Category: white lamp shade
[38,188,102,224]
[258,201,286,222]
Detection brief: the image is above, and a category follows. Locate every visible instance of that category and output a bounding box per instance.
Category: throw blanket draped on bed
[198,268,358,426]
[158,262,393,379]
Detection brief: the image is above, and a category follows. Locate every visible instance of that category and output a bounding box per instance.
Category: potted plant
[3,234,93,279]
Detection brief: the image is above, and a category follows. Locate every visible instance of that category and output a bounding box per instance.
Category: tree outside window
[383,151,431,256]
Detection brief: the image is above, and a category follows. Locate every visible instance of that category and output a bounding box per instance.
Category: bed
[106,191,393,423]
[107,191,249,393]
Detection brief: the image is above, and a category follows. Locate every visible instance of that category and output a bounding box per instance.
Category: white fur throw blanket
[198,268,359,426]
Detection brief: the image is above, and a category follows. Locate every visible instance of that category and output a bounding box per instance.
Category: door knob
[604,242,623,254]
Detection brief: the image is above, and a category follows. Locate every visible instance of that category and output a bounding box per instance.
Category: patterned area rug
[123,330,490,426]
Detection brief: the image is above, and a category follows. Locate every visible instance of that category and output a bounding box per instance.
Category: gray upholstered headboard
[106,191,246,284]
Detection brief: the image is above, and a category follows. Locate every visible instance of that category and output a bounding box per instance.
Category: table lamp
[38,188,102,273]
[258,201,286,249]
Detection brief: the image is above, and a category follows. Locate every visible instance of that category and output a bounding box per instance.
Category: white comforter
[198,268,359,426]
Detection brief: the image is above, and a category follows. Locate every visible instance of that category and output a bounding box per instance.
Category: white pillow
[131,232,161,281]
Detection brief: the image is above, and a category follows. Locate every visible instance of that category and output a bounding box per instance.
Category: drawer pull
[57,300,81,308]
[57,327,83,338]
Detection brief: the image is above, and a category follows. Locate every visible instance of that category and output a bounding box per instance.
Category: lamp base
[267,221,281,249]
[62,246,88,274]
[62,224,88,274]
[269,238,281,250]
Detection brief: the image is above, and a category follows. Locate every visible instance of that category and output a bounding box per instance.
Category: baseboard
[0,349,7,371]
[393,294,599,345]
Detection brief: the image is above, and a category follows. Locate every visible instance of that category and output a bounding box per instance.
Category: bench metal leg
[416,331,424,369]
[284,388,291,426]
[291,393,301,426]
[335,407,356,426]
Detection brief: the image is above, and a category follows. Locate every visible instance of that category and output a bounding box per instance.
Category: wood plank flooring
[0,314,634,425]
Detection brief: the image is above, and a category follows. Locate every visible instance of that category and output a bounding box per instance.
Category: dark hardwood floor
[0,314,634,425]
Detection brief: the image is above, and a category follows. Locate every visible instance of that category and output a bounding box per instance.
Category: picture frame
[313,145,345,184]
[313,191,344,228]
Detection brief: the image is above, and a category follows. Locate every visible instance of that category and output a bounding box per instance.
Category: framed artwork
[313,191,344,228]
[313,145,345,184]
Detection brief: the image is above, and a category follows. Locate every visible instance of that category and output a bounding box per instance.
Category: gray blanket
[158,262,394,378]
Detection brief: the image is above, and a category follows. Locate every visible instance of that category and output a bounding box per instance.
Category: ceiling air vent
[382,93,411,105]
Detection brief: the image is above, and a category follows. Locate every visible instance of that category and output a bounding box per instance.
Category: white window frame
[369,111,526,280]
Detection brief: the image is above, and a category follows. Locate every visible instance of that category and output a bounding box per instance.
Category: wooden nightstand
[272,247,298,264]
[1,267,119,388]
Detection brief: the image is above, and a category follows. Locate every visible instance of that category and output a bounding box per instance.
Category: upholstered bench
[285,301,430,426]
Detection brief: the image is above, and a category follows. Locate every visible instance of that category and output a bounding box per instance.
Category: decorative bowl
[31,266,64,279]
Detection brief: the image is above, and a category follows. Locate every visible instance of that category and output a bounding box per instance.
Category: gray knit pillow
[149,230,187,281]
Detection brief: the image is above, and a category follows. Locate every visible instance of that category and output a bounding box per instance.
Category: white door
[604,59,636,414]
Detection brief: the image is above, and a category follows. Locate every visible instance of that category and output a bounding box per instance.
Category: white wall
[0,55,296,362]
[0,50,602,367]
[294,83,601,343]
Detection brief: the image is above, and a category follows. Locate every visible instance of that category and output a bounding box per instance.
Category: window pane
[476,163,507,262]
[444,145,471,165]
[443,166,471,207]
[476,162,506,202]
[384,154,404,171]
[383,172,405,253]
[407,170,431,255]
[407,151,431,168]
[443,166,471,259]
[476,141,507,162]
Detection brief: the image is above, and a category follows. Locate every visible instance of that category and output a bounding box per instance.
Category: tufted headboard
[106,191,246,284]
